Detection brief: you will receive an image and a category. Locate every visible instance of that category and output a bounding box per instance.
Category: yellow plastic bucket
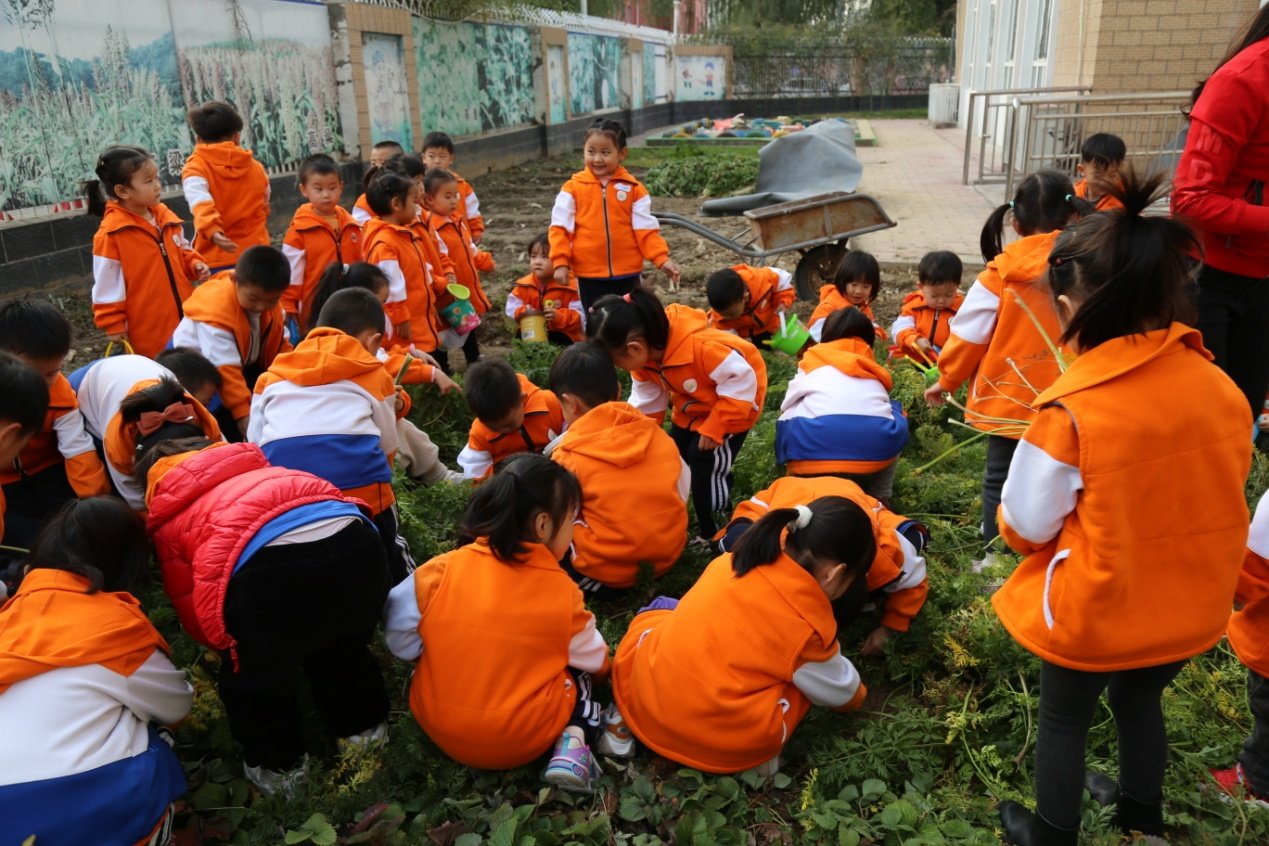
[520,311,548,343]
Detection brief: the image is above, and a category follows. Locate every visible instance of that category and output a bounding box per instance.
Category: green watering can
[767,312,811,355]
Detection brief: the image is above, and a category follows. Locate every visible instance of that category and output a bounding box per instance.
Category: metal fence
[732,38,954,99]
[962,87,1091,186]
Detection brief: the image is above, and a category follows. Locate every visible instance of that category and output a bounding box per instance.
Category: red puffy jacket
[145,443,369,664]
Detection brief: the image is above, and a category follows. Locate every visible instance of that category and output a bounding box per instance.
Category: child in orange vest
[890,250,965,365]
[612,495,874,775]
[546,341,689,593]
[506,233,586,345]
[281,154,362,336]
[351,142,405,226]
[991,170,1253,845]
[425,167,494,366]
[550,119,681,310]
[181,101,271,275]
[384,454,612,792]
[422,131,485,244]
[809,250,885,342]
[1073,132,1126,213]
[924,171,1091,564]
[458,359,565,481]
[705,264,796,344]
[588,287,767,539]
[0,354,48,573]
[88,145,210,358]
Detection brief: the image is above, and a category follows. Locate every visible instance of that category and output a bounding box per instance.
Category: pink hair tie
[622,292,633,303]
[135,401,195,437]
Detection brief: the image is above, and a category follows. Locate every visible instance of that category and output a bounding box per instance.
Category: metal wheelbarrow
[654,192,896,300]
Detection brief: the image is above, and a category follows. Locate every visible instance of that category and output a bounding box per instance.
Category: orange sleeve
[631,183,671,268]
[1236,550,1269,609]
[696,341,764,443]
[65,453,111,498]
[395,386,412,420]
[474,249,496,273]
[543,390,566,435]
[549,299,583,335]
[549,183,576,270]
[936,270,1003,393]
[382,351,435,385]
[90,229,128,337]
[219,364,253,421]
[280,223,305,317]
[182,157,225,241]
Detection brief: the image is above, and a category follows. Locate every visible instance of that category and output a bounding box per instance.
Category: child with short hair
[705,264,796,344]
[0,301,110,548]
[506,232,585,345]
[421,130,485,244]
[155,346,223,410]
[87,145,210,358]
[458,359,565,481]
[0,353,50,553]
[777,307,909,502]
[172,245,293,440]
[550,119,680,310]
[182,100,271,274]
[1074,132,1126,212]
[547,341,689,592]
[612,495,874,775]
[991,169,1252,844]
[370,139,404,169]
[0,497,192,843]
[588,287,767,539]
[809,250,884,342]
[891,250,965,365]
[384,453,611,791]
[281,153,362,335]
[425,167,494,366]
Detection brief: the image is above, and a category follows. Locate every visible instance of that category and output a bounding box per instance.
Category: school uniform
[383,539,610,770]
[181,141,270,272]
[431,211,493,365]
[505,273,586,344]
[458,374,564,480]
[808,285,885,342]
[351,193,374,227]
[889,289,965,363]
[0,569,191,846]
[707,265,796,341]
[1073,179,1125,212]
[612,552,866,774]
[361,217,445,354]
[1229,493,1269,793]
[91,202,204,358]
[546,401,690,590]
[453,172,485,242]
[280,204,363,331]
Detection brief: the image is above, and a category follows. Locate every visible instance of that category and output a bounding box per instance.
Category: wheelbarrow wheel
[794,242,848,301]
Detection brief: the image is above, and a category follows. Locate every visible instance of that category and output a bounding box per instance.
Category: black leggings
[669,424,750,538]
[982,435,1018,548]
[1035,660,1185,830]
[1196,266,1269,423]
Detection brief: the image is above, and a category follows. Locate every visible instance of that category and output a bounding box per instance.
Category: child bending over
[0,353,49,576]
[706,264,796,344]
[458,359,564,481]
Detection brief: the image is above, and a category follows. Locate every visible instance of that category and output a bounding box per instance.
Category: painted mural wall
[547,44,567,124]
[362,32,412,148]
[566,33,621,116]
[675,54,725,102]
[413,18,536,138]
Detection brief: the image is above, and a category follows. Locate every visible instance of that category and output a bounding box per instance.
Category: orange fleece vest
[430,212,493,314]
[891,289,965,362]
[466,374,564,477]
[708,265,796,338]
[809,285,884,340]
[281,204,363,331]
[508,274,584,341]
[454,173,484,240]
[362,217,444,353]
[182,141,270,269]
[1,374,110,498]
[549,166,670,278]
[1229,494,1269,678]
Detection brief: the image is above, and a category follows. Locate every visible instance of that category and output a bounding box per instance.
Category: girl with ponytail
[384,453,613,793]
[611,496,875,776]
[992,168,1253,845]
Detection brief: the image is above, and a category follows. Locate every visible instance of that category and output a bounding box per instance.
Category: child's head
[420,131,455,170]
[732,495,875,600]
[311,261,390,327]
[187,100,244,144]
[119,378,208,472]
[820,307,876,345]
[916,250,963,309]
[1046,166,1197,353]
[84,146,159,217]
[233,245,290,314]
[0,352,49,467]
[833,250,881,306]
[587,286,670,372]
[465,358,526,433]
[383,154,427,207]
[549,341,620,426]
[155,347,222,409]
[316,288,387,354]
[422,167,459,217]
[27,497,150,594]
[1078,132,1126,189]
[365,171,416,225]
[458,452,582,562]
[0,299,72,383]
[528,232,552,281]
[370,140,405,168]
[583,118,628,179]
[981,169,1089,264]
[705,268,749,319]
[298,153,343,214]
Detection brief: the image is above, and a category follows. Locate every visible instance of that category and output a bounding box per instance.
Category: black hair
[27,497,151,593]
[298,153,341,186]
[133,435,216,487]
[980,169,1093,264]
[458,453,582,562]
[1190,5,1269,111]
[384,153,426,180]
[464,358,524,424]
[587,286,671,353]
[833,250,881,301]
[155,347,222,393]
[1080,133,1126,168]
[731,495,876,580]
[549,341,619,410]
[119,377,207,466]
[421,131,455,154]
[820,307,876,344]
[235,245,290,293]
[316,287,387,337]
[423,167,457,195]
[528,231,550,255]
[310,261,389,331]
[187,100,244,143]
[372,140,405,154]
[917,250,963,285]
[83,145,154,217]
[365,172,414,218]
[0,299,71,359]
[705,267,747,311]
[0,351,49,436]
[584,118,628,150]
[1047,165,1198,352]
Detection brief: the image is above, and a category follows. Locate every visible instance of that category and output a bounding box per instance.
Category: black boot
[998,801,1078,846]
[1112,791,1164,837]
[1084,771,1120,807]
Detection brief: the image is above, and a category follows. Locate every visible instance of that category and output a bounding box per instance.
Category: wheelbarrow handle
[653,212,769,259]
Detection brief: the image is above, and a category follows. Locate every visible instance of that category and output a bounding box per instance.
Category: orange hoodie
[547,402,689,587]
[708,265,797,338]
[1,374,110,499]
[181,141,270,269]
[613,552,866,773]
[1074,178,1125,212]
[281,204,364,331]
[1229,493,1269,678]
[504,273,585,342]
[430,211,493,315]
[454,173,485,242]
[808,285,885,341]
[91,202,204,358]
[458,374,565,480]
[994,324,1252,671]
[549,166,671,279]
[362,217,445,353]
[629,304,767,443]
[890,288,966,363]
[937,231,1063,435]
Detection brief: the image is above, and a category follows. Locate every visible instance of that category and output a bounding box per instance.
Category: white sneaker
[243,755,309,798]
[337,722,387,754]
[594,704,635,759]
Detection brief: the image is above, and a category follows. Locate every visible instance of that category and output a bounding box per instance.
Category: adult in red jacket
[142,439,390,796]
[1172,5,1269,423]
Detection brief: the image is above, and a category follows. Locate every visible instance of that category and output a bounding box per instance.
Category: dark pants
[670,424,750,539]
[559,548,628,599]
[577,273,642,314]
[1240,669,1269,793]
[982,435,1019,548]
[568,670,603,744]
[461,325,481,364]
[548,331,575,347]
[218,520,390,770]
[1196,266,1269,423]
[372,504,416,585]
[213,363,265,443]
[1034,660,1185,830]
[1,463,75,548]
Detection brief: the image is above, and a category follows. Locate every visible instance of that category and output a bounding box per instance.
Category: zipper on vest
[155,228,185,319]
[929,309,941,344]
[601,184,614,277]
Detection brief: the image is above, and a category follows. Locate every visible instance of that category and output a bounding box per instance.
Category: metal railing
[962,86,1091,186]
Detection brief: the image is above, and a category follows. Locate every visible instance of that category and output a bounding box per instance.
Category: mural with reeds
[414,18,536,138]
[566,33,621,117]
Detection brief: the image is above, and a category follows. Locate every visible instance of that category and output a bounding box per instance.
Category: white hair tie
[791,504,813,531]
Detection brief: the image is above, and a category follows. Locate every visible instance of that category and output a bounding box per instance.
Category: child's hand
[472,233,483,245]
[860,625,893,657]
[410,348,440,368]
[661,259,682,290]
[543,307,558,323]
[553,266,570,286]
[915,337,934,353]
[697,433,722,451]
[433,370,459,395]
[923,381,949,407]
[107,332,127,343]
[395,320,412,341]
[395,392,406,414]
[211,232,239,253]
[236,416,250,438]
[193,261,211,282]
[446,273,458,287]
